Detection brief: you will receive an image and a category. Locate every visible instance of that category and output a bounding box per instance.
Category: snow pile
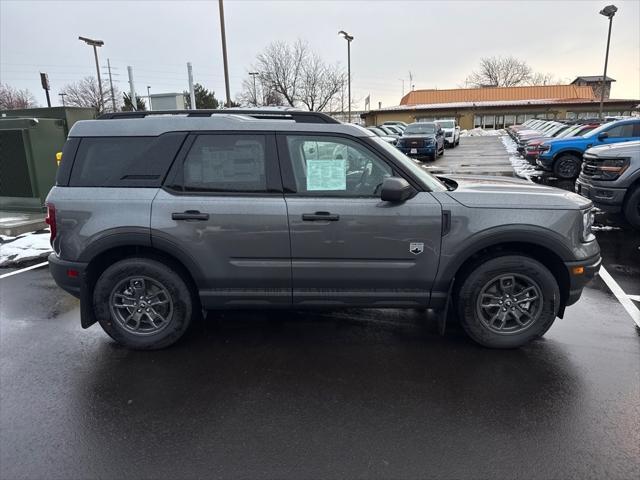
[460,128,507,137]
[0,230,52,267]
[500,135,539,181]
[591,225,621,232]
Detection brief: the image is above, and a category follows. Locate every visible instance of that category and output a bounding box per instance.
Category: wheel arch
[552,149,583,162]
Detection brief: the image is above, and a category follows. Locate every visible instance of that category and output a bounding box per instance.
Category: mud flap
[438,278,455,336]
[80,283,98,329]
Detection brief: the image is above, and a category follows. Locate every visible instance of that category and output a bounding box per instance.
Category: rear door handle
[302,212,340,222]
[172,210,210,221]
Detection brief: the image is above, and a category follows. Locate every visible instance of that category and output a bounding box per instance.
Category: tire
[456,255,560,348]
[623,185,640,229]
[553,154,581,179]
[93,257,194,349]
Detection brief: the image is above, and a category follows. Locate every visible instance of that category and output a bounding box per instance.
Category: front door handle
[172,210,210,221]
[302,211,340,222]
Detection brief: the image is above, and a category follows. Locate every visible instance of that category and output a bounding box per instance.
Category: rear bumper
[564,253,601,306]
[48,253,87,299]
[575,178,625,213]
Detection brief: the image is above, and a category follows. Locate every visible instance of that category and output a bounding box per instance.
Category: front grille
[581,154,599,177]
[400,138,426,148]
[445,132,453,138]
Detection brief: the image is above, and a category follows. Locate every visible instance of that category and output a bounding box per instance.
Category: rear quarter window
[69,133,186,187]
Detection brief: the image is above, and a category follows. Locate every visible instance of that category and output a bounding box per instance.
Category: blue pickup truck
[537,118,640,179]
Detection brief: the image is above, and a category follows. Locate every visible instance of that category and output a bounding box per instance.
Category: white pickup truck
[436,119,460,148]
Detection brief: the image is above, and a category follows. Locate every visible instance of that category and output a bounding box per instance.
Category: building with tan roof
[361,77,638,130]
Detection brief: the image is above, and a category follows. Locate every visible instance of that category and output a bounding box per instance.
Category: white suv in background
[436,119,460,148]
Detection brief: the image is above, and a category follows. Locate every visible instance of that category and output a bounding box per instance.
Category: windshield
[367,127,386,137]
[556,124,580,138]
[370,137,447,192]
[437,120,455,128]
[583,121,615,138]
[404,123,436,135]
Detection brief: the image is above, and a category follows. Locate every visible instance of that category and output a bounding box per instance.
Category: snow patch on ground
[500,135,539,181]
[0,230,52,267]
[460,128,506,137]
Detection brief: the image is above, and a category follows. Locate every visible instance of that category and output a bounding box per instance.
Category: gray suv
[46,110,601,350]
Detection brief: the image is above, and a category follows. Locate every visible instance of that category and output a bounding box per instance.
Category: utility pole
[338,30,354,122]
[58,93,67,106]
[106,58,116,111]
[409,71,414,91]
[399,78,405,97]
[248,72,260,105]
[598,4,618,119]
[187,62,196,109]
[127,66,136,111]
[147,86,152,111]
[79,37,105,111]
[218,0,232,107]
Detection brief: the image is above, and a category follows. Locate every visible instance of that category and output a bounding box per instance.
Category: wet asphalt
[1,137,639,480]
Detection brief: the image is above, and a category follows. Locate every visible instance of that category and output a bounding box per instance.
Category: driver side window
[285,136,392,197]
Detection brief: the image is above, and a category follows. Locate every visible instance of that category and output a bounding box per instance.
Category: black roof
[571,76,616,83]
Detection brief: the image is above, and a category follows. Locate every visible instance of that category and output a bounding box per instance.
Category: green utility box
[0,117,67,212]
[0,106,95,135]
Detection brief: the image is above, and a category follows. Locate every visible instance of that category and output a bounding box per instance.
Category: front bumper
[536,154,553,171]
[398,145,436,159]
[48,253,87,299]
[575,178,626,213]
[564,253,601,306]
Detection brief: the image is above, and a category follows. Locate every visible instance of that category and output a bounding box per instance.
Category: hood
[441,175,592,210]
[585,140,640,157]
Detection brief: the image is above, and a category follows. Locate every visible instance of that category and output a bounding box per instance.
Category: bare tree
[59,76,119,114]
[465,56,533,87]
[0,84,38,110]
[465,56,564,88]
[240,40,344,111]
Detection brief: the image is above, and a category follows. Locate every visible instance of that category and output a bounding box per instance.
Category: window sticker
[306,159,346,191]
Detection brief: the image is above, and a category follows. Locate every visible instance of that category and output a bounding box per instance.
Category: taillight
[45,203,57,244]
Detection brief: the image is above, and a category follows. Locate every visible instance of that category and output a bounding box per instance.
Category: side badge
[409,242,424,255]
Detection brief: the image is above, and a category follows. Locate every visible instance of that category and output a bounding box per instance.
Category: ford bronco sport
[46,109,601,350]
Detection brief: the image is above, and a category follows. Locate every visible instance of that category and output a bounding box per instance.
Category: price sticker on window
[306,159,346,191]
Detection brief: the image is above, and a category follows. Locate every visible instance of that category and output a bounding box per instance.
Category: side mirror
[380,177,412,203]
[598,132,609,141]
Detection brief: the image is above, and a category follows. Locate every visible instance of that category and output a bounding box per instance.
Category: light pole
[248,72,260,105]
[58,92,67,107]
[338,30,354,122]
[79,36,105,111]
[598,4,617,119]
[147,86,152,111]
[218,0,232,107]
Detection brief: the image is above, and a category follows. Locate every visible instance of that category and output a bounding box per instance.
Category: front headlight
[539,144,551,152]
[582,209,595,242]
[595,157,629,180]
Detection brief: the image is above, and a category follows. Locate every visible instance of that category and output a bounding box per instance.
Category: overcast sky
[1,0,639,109]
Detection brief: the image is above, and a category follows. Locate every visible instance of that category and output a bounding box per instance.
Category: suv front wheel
[93,257,194,349]
[456,255,559,348]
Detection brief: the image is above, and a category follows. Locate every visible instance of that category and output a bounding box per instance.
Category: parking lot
[1,136,639,480]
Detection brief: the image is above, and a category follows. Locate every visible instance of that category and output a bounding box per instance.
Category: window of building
[504,115,516,126]
[182,134,267,192]
[474,115,482,128]
[483,115,495,129]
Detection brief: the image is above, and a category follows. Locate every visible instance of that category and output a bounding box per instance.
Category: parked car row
[508,117,640,228]
[366,120,460,158]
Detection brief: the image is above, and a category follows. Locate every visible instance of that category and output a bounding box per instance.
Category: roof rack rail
[97,109,340,124]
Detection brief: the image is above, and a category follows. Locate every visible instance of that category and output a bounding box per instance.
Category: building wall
[362,103,637,130]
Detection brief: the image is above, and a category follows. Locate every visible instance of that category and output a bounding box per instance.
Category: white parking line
[598,266,640,328]
[628,295,640,303]
[0,261,48,279]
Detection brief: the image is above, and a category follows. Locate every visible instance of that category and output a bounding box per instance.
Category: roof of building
[363,98,640,115]
[571,76,616,83]
[400,85,596,106]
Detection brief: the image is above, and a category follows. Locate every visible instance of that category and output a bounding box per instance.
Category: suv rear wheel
[553,153,581,179]
[93,257,194,349]
[456,255,559,348]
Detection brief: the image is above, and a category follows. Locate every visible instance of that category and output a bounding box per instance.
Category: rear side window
[69,133,185,187]
[182,134,267,192]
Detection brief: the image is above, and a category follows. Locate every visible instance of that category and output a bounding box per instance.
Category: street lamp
[248,72,260,106]
[147,86,152,111]
[58,92,67,107]
[78,36,105,111]
[338,30,354,122]
[598,4,617,119]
